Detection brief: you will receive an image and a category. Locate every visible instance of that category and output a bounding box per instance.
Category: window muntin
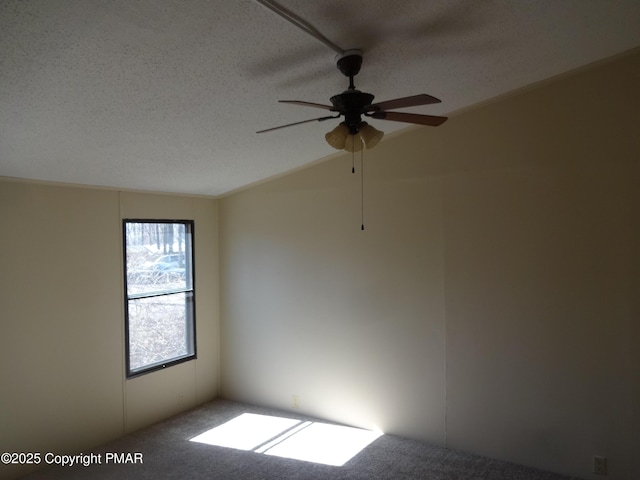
[123,220,196,377]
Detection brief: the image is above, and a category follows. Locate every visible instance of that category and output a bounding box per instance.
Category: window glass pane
[128,292,194,373]
[125,223,191,296]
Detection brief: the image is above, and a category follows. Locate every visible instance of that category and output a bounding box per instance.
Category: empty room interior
[1,1,639,479]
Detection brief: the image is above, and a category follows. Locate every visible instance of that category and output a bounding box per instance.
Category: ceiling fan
[255,0,447,152]
[254,0,448,229]
[257,49,448,152]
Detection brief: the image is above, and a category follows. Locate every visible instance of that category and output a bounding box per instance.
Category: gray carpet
[21,399,579,479]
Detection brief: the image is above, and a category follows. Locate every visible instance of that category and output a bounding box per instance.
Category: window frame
[122,219,197,378]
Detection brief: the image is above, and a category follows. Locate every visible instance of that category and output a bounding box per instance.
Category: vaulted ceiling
[2,0,640,196]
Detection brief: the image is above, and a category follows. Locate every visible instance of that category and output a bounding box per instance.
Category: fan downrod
[335,49,362,90]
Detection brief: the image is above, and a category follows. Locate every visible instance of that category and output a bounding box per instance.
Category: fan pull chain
[351,149,355,173]
[360,148,365,231]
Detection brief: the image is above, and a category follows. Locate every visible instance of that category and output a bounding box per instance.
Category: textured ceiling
[1,0,640,196]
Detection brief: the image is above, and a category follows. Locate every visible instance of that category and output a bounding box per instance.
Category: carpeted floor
[20,399,579,479]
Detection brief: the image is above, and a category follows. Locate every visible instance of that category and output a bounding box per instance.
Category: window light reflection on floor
[189,413,300,451]
[189,412,383,467]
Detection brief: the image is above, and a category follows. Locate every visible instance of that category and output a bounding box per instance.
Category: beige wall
[219,50,640,479]
[0,184,219,479]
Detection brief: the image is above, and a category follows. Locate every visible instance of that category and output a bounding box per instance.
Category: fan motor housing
[330,90,374,134]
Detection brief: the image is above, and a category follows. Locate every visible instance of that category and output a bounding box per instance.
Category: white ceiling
[1,0,640,197]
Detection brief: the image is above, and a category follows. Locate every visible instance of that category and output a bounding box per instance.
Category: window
[123,220,196,377]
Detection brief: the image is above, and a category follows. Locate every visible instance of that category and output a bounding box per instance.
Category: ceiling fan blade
[279,100,334,110]
[367,94,441,112]
[256,115,338,133]
[371,111,448,126]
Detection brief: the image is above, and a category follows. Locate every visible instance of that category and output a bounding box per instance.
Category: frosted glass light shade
[325,123,349,150]
[344,133,363,152]
[359,123,384,149]
[325,122,382,152]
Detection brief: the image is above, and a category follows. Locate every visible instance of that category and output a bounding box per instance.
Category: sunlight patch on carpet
[189,413,300,451]
[189,412,383,466]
